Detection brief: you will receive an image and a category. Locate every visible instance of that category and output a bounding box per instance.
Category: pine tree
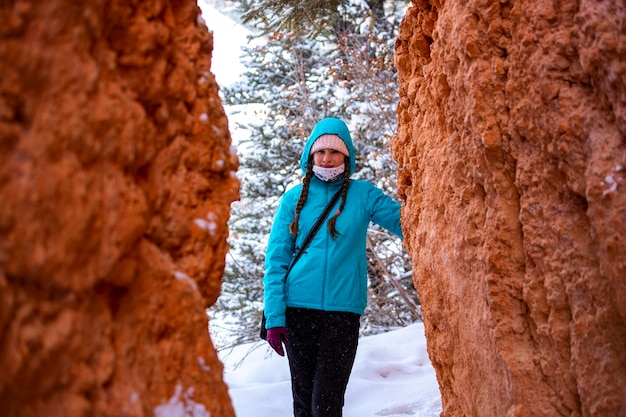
[211,0,418,349]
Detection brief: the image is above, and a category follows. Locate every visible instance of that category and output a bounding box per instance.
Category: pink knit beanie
[309,134,349,156]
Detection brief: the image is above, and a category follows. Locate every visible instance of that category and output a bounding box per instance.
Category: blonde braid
[289,159,314,235]
[327,159,350,238]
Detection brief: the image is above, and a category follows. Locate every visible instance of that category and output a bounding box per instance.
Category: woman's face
[313,148,346,168]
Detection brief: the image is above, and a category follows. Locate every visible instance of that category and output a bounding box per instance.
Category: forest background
[207,0,419,349]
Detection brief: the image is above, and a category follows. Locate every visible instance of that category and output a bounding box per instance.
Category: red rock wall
[393,0,625,416]
[0,1,238,416]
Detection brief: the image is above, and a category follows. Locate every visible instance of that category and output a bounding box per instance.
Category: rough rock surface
[393,1,625,416]
[0,1,238,416]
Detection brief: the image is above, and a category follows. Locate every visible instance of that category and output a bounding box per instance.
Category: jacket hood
[300,118,356,175]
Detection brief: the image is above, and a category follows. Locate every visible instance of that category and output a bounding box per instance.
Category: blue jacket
[263,118,403,329]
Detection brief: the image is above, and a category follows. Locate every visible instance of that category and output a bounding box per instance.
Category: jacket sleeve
[263,190,297,329]
[368,184,404,238]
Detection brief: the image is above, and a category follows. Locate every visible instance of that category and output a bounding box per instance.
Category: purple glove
[267,327,288,356]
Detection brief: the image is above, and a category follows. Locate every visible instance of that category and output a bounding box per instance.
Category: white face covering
[313,164,345,182]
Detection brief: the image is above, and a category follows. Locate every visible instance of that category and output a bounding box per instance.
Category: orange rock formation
[0,1,238,416]
[393,1,626,416]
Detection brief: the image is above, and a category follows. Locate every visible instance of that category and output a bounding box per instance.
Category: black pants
[285,307,360,417]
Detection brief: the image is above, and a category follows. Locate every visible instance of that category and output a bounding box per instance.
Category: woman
[263,117,403,417]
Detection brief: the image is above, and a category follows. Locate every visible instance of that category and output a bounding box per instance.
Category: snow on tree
[211,0,418,348]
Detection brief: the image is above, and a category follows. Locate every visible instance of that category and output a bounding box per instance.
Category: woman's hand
[267,327,288,356]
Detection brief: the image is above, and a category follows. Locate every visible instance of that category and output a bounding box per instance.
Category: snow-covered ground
[219,322,442,417]
[197,2,443,416]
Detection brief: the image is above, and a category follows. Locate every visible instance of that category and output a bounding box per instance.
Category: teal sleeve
[263,190,297,328]
[368,184,403,238]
